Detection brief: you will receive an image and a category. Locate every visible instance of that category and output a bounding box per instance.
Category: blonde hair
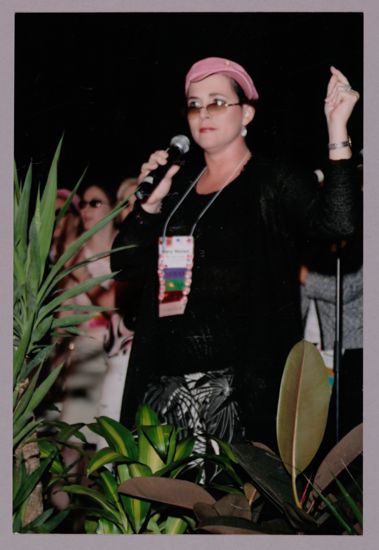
[117,177,138,203]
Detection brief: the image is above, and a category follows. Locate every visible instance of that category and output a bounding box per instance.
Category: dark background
[14,12,363,192]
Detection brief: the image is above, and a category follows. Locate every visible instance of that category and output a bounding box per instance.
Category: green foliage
[101,342,362,536]
[63,404,200,534]
[13,138,128,532]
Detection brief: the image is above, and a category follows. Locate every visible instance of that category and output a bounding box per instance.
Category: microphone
[135,135,190,202]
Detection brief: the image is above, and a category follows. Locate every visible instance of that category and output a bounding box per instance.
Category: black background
[14,12,363,191]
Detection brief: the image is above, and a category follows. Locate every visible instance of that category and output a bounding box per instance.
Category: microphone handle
[135,148,185,202]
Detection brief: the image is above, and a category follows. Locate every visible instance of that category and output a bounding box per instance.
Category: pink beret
[185,57,259,101]
[57,188,80,213]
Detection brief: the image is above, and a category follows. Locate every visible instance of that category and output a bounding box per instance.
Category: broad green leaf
[209,436,238,463]
[146,515,163,534]
[87,447,127,476]
[63,484,119,519]
[117,463,131,483]
[99,470,120,504]
[137,428,165,473]
[96,416,138,459]
[128,462,152,478]
[135,404,160,427]
[121,492,151,534]
[276,340,332,505]
[164,516,189,534]
[173,436,195,462]
[141,425,174,463]
[166,426,179,464]
[96,518,122,534]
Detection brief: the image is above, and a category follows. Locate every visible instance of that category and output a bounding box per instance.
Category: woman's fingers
[325,66,359,107]
[138,150,169,183]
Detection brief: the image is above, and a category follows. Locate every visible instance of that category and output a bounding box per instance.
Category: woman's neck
[197,143,252,194]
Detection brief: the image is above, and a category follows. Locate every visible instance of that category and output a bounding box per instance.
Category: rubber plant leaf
[276,340,332,506]
[118,476,216,509]
[308,423,362,504]
[231,442,294,512]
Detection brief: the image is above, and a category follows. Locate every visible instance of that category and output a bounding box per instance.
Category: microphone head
[170,134,190,154]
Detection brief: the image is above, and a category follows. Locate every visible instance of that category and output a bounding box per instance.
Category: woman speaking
[111,57,360,451]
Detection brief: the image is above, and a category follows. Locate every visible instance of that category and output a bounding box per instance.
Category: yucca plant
[63,404,204,534]
[13,137,130,532]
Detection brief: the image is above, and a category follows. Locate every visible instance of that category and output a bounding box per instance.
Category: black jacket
[111,155,360,445]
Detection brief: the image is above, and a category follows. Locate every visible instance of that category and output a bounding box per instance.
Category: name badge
[158,236,194,317]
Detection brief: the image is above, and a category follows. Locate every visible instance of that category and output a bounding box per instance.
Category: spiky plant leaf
[13,458,51,510]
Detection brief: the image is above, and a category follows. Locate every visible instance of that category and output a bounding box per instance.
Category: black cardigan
[111,154,360,445]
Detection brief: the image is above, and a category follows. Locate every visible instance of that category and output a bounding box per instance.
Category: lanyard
[162,151,251,237]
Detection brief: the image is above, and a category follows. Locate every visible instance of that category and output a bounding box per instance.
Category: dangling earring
[241,126,247,137]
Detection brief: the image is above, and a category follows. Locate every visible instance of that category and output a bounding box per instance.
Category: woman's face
[186,73,254,153]
[80,185,113,231]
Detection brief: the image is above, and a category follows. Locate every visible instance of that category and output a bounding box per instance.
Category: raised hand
[324,66,360,129]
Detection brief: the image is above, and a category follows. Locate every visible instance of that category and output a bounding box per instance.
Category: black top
[111,154,360,445]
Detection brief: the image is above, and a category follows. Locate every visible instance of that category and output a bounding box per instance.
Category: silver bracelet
[328,136,352,150]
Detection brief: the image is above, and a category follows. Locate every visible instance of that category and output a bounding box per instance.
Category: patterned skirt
[143,368,239,456]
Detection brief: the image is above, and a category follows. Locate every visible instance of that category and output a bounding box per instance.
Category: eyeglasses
[79,199,110,209]
[186,99,241,117]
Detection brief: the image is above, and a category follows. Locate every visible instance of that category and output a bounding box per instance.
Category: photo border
[2,1,377,549]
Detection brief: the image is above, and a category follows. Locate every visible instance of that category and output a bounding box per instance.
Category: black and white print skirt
[143,368,239,455]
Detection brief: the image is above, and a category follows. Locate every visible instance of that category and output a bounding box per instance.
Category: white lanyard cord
[163,151,251,238]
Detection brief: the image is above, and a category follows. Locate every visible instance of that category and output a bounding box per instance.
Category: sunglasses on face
[79,199,109,210]
[186,98,241,117]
